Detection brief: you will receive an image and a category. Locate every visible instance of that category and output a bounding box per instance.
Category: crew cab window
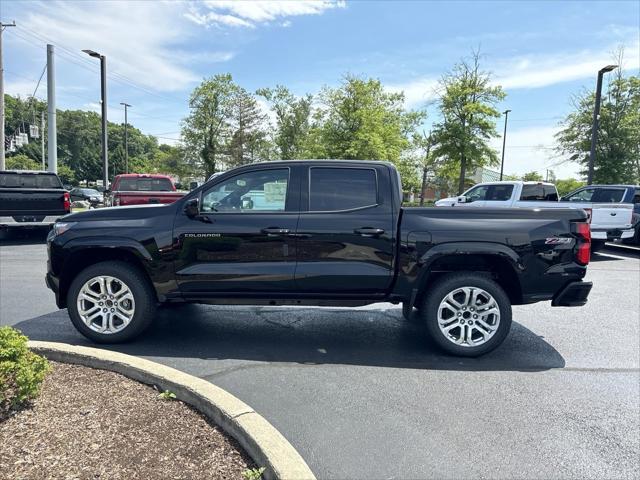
[309,167,377,211]
[201,169,289,213]
[520,184,545,201]
[464,185,490,202]
[0,173,62,189]
[118,178,173,191]
[591,188,625,203]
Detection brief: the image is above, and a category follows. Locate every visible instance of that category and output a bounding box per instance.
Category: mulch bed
[0,361,255,479]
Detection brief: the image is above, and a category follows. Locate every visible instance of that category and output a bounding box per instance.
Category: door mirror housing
[184,198,199,218]
[457,195,467,203]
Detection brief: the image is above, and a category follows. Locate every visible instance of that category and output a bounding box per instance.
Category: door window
[201,168,289,213]
[485,185,514,201]
[464,185,490,203]
[520,184,545,201]
[564,188,595,202]
[590,188,625,203]
[309,168,377,211]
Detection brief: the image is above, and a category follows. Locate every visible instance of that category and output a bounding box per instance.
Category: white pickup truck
[435,181,635,249]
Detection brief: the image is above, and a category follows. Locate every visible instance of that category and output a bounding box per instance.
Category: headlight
[52,222,76,237]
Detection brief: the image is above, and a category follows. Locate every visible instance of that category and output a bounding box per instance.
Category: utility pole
[0,21,16,171]
[41,111,45,170]
[419,131,432,207]
[120,102,131,173]
[47,44,57,173]
[588,65,618,185]
[499,109,511,181]
[83,50,108,187]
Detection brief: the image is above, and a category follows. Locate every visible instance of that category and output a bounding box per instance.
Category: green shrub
[0,327,50,420]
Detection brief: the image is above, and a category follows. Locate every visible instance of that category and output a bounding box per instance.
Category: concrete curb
[28,341,315,480]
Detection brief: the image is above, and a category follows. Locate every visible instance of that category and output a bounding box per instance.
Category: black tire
[67,261,156,343]
[591,240,606,253]
[420,273,512,357]
[402,302,413,320]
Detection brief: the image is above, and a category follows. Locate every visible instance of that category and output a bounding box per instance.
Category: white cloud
[488,125,581,179]
[186,0,346,28]
[388,77,439,109]
[494,40,640,90]
[17,1,233,92]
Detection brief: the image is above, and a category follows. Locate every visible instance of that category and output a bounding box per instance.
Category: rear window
[520,184,558,201]
[309,167,377,211]
[0,173,62,189]
[117,177,173,191]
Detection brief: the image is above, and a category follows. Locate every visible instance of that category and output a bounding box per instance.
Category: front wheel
[67,261,156,343]
[420,273,512,357]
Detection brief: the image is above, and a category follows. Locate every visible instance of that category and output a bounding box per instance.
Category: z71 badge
[545,237,572,245]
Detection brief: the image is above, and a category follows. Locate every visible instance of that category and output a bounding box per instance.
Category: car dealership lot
[1,236,638,479]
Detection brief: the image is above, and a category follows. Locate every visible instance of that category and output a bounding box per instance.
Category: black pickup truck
[46,160,592,356]
[0,170,70,228]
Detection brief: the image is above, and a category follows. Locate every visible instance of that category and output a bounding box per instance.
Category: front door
[173,167,299,295]
[294,165,395,293]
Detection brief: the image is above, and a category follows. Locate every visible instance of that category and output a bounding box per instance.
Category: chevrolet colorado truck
[435,180,634,250]
[0,170,70,229]
[104,173,184,207]
[46,160,592,356]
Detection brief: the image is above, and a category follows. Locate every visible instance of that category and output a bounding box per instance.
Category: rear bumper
[591,229,635,240]
[551,281,593,307]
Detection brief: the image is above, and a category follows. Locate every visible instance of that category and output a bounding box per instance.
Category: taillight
[583,208,592,224]
[574,222,591,265]
[63,192,71,213]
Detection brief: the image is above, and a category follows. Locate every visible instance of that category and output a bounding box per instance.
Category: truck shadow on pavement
[14,304,565,372]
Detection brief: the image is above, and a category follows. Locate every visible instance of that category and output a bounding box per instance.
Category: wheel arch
[58,243,156,308]
[413,244,524,308]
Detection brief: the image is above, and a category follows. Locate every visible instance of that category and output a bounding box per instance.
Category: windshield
[0,173,63,189]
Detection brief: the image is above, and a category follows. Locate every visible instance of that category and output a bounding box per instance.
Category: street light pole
[499,109,511,181]
[587,64,618,185]
[120,102,131,174]
[83,49,108,187]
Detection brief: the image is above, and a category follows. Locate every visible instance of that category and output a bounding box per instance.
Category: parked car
[69,187,104,207]
[435,181,634,250]
[104,174,184,207]
[560,185,640,246]
[45,160,593,357]
[0,170,70,228]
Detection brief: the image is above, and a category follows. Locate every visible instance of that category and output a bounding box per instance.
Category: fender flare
[408,242,524,310]
[62,236,154,262]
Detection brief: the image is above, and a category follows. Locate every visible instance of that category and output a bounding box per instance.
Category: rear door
[294,164,395,293]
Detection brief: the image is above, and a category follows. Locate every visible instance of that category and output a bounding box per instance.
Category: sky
[2,0,639,179]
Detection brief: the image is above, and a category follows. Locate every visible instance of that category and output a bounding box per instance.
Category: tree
[6,154,40,170]
[556,53,640,184]
[431,51,506,194]
[555,178,585,196]
[522,171,544,181]
[315,75,425,162]
[182,74,238,178]
[257,86,313,160]
[227,87,268,167]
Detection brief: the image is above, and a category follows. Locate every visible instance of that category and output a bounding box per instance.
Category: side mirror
[184,198,199,218]
[457,195,467,203]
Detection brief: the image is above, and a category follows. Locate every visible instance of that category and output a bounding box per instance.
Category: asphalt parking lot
[1,231,639,479]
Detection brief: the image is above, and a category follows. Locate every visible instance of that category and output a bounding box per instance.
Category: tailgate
[591,203,634,230]
[0,188,67,216]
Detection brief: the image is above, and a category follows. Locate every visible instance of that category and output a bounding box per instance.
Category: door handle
[261,227,290,235]
[354,227,385,236]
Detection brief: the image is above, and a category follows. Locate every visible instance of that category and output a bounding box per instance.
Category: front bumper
[551,281,593,307]
[45,272,63,308]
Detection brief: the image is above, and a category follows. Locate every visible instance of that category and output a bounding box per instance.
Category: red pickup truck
[105,174,184,207]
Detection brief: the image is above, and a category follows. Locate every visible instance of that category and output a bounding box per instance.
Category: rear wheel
[420,273,512,357]
[67,261,156,343]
